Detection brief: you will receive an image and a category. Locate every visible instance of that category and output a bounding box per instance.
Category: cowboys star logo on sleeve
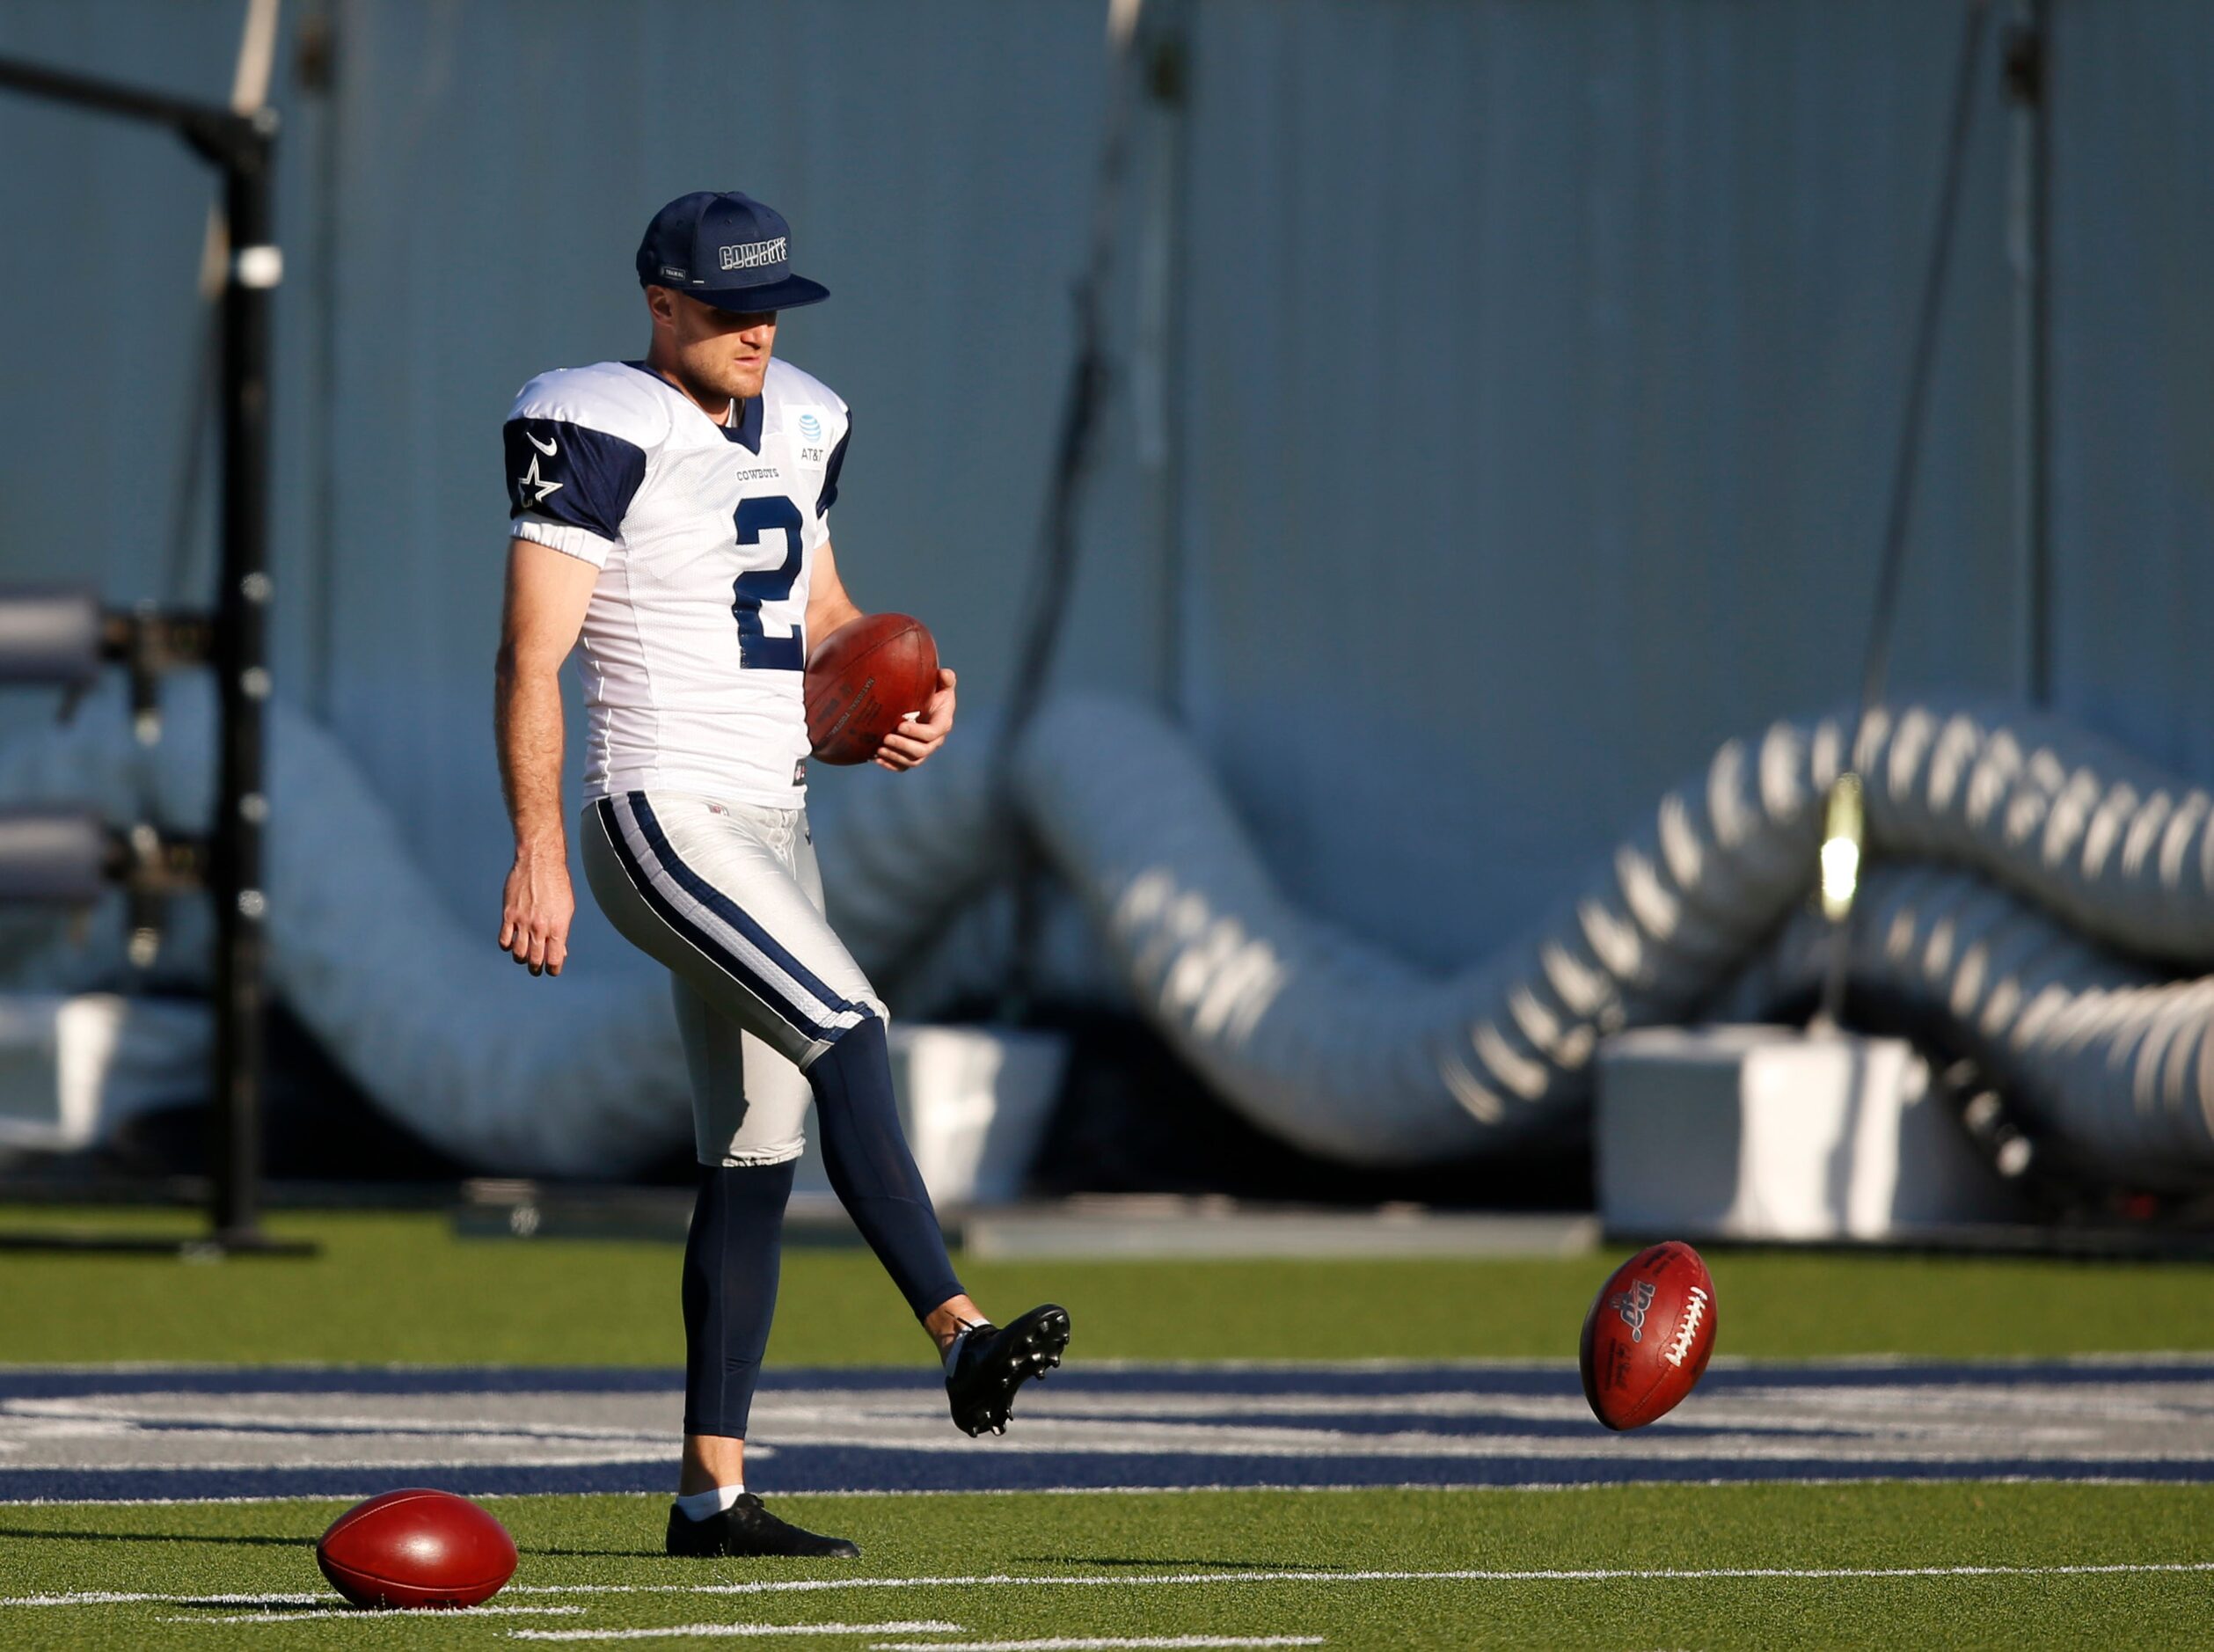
[516,450,564,507]
[501,411,648,551]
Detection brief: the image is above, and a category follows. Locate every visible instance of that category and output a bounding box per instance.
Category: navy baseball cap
[635,190,829,313]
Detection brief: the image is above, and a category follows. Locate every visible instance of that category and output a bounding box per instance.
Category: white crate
[0,994,208,1151]
[1596,1025,2029,1240]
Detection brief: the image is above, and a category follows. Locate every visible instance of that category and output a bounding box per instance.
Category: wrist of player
[510,827,567,864]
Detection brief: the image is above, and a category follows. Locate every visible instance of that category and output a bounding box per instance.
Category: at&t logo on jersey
[790,406,829,465]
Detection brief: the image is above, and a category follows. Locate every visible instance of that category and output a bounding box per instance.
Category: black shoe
[664,1494,860,1559]
[946,1303,1071,1436]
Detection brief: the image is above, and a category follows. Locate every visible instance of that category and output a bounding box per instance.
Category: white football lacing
[1662,1285,1709,1369]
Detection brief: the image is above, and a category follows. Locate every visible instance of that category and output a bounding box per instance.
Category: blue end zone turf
[3,1359,2209,1503]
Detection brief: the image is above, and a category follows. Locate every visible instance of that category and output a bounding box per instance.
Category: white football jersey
[503,357,851,806]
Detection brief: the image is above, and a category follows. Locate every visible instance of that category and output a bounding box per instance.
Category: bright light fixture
[1820,773,1865,923]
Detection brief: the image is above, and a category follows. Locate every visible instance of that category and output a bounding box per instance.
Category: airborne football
[0,3,2209,1648]
[1579,1242,1718,1430]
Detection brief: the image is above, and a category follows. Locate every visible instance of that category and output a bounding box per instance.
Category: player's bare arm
[494,536,597,976]
[807,537,958,773]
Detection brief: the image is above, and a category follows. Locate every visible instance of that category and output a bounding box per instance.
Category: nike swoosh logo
[527,432,558,456]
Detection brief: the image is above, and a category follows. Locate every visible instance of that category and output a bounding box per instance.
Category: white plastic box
[1595,1025,2029,1240]
[0,993,208,1151]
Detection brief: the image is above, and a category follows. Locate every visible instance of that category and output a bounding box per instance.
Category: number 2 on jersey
[730,495,805,670]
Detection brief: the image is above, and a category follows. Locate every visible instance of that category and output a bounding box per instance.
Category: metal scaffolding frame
[0,53,307,1256]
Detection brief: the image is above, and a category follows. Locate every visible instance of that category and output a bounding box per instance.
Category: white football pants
[581,788,888,1168]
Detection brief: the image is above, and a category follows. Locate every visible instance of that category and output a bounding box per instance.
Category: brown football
[1578,1240,1718,1430]
[805,613,939,766]
[315,1488,516,1609]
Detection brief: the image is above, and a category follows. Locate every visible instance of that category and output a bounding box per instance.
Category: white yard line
[506,1560,2214,1597]
[7,1559,2213,1615]
[510,1624,961,1642]
[544,1473,2208,1498]
[0,1591,329,1607]
[3,1469,2207,1511]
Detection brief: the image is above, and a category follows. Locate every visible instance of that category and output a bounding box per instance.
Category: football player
[493,191,1070,1560]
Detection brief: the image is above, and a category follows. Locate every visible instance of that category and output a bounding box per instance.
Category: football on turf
[315,1488,517,1609]
[805,612,940,766]
[1578,1240,1717,1430]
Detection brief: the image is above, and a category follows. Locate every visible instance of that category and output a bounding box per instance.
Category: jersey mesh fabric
[503,357,851,807]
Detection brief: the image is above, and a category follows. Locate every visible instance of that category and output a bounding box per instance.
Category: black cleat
[946,1303,1071,1436]
[664,1494,860,1560]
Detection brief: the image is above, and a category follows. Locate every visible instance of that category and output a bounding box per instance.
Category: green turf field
[4,1208,2210,1363]
[2,1208,2210,1648]
[4,1485,2210,1650]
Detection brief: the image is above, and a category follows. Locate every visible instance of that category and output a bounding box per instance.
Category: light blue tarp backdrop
[0,0,2208,994]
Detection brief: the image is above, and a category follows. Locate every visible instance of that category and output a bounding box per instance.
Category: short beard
[669,360,753,413]
[702,360,765,405]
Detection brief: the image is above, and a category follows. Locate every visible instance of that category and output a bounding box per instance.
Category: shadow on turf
[1014,1556,1358,1572]
[0,1525,307,1549]
[515,1549,1351,1568]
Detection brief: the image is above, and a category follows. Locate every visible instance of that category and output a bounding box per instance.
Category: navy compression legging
[811,1017,965,1320]
[681,1156,793,1439]
[682,1017,965,1440]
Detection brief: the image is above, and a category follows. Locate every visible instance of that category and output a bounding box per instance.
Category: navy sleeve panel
[504,417,647,541]
[816,417,850,519]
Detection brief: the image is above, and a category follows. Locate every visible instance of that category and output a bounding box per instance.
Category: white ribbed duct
[4,683,2212,1184]
[1718,863,2209,1188]
[0,679,691,1175]
[1005,698,2214,1182]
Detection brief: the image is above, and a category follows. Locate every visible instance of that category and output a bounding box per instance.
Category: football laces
[1662,1284,1710,1369]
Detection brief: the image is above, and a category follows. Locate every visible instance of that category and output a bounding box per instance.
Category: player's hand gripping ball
[805,613,939,766]
[316,1488,517,1609]
[1578,1240,1717,1429]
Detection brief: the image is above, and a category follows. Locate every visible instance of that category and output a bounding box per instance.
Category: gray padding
[0,808,107,903]
[0,589,102,686]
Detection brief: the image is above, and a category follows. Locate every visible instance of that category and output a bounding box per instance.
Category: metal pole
[1136,6,1192,720]
[2005,0,2053,706]
[211,120,280,1246]
[1817,0,1994,1032]
[0,55,311,1254]
[995,1,1149,1019]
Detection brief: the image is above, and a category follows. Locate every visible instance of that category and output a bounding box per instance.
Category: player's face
[654,289,778,406]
